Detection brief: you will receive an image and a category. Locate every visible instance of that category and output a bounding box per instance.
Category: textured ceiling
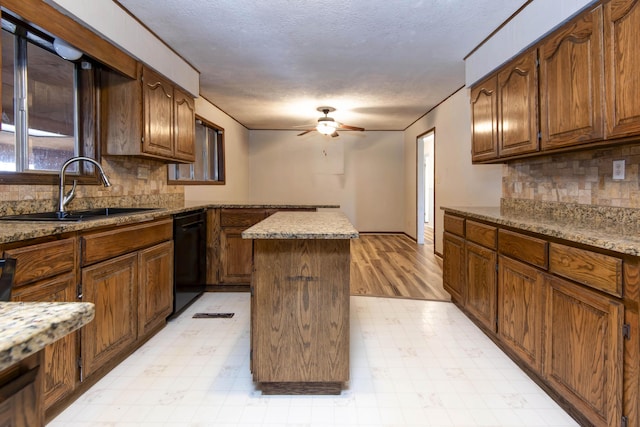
[117,0,525,131]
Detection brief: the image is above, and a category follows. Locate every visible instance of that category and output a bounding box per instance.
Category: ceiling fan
[297,107,365,137]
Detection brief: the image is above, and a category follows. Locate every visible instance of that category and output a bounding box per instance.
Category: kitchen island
[242,211,358,394]
[0,301,94,426]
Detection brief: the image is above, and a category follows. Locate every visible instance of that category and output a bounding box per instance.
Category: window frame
[0,12,100,185]
[168,115,225,185]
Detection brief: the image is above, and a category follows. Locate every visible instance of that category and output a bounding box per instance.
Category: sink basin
[0,207,160,222]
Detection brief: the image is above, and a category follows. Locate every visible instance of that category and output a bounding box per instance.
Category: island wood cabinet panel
[251,239,350,393]
[80,253,138,380]
[470,75,499,162]
[465,242,497,332]
[538,4,604,149]
[11,274,77,413]
[497,49,539,157]
[498,255,545,372]
[604,0,640,139]
[101,64,195,163]
[545,275,623,427]
[0,352,43,427]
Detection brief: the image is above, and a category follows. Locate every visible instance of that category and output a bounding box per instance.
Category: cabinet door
[498,256,545,372]
[604,0,640,138]
[466,242,496,332]
[220,227,253,284]
[470,75,499,162]
[539,5,604,149]
[443,232,465,303]
[138,241,173,337]
[142,67,174,158]
[173,87,196,162]
[545,275,623,427]
[0,352,42,427]
[81,253,138,379]
[11,274,77,412]
[497,49,539,157]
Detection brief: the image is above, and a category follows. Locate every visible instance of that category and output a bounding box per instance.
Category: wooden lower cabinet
[219,227,253,283]
[465,242,497,332]
[498,256,545,372]
[545,275,623,427]
[443,232,465,303]
[137,241,174,337]
[11,274,77,412]
[81,253,138,379]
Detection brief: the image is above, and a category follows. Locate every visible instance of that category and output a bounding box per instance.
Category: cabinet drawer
[498,229,548,269]
[443,214,465,237]
[466,220,496,249]
[220,209,267,227]
[4,238,75,287]
[549,243,622,297]
[81,218,172,266]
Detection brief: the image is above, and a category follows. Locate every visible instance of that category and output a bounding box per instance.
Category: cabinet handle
[0,365,38,403]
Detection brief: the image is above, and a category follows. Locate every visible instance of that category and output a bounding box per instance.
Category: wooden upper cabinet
[142,67,174,159]
[539,5,604,150]
[173,87,196,162]
[101,64,196,163]
[470,75,499,162]
[604,0,640,138]
[497,49,539,157]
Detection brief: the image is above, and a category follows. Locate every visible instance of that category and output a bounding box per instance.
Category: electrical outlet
[137,165,150,179]
[613,160,625,180]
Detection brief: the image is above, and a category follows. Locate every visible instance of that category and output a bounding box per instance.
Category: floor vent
[193,313,234,319]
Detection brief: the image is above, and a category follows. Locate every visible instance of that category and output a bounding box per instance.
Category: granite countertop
[0,202,340,245]
[0,302,95,371]
[443,205,640,256]
[242,211,359,239]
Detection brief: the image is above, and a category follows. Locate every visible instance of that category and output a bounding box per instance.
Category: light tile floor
[50,293,579,426]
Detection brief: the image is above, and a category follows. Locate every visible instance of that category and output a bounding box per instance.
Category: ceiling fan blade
[331,131,339,138]
[297,130,314,136]
[338,123,365,131]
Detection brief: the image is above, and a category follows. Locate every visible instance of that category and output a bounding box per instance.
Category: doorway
[416,129,435,247]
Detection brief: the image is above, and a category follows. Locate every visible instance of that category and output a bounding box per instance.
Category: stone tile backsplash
[503,143,640,208]
[0,156,184,216]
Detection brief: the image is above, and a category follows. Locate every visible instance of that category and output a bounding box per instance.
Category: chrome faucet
[58,156,112,213]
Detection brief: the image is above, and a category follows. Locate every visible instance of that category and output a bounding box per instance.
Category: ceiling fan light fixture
[316,119,338,135]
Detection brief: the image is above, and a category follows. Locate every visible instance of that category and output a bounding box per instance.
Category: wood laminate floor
[350,231,449,301]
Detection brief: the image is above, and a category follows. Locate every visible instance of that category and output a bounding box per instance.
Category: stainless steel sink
[0,207,160,222]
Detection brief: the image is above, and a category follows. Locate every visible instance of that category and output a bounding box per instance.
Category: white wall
[184,98,251,202]
[404,89,502,254]
[465,0,597,86]
[47,0,199,96]
[249,131,404,232]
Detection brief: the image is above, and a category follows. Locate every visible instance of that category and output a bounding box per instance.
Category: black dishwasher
[172,209,206,316]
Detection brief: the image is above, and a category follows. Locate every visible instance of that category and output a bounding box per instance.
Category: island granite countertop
[443,205,640,256]
[242,211,359,239]
[0,301,95,371]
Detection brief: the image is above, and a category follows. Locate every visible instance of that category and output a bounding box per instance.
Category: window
[168,117,225,184]
[0,17,97,183]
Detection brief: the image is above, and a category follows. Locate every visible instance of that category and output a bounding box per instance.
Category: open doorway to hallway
[416,129,435,247]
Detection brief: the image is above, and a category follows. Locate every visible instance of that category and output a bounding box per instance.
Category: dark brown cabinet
[466,242,497,332]
[545,275,623,427]
[0,352,43,427]
[470,76,499,162]
[497,255,545,372]
[604,0,640,139]
[539,4,604,149]
[137,241,174,337]
[101,65,195,163]
[497,49,539,157]
[443,232,465,303]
